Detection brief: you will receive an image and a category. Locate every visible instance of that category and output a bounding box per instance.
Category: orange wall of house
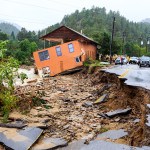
[79,42,97,61]
[33,40,83,76]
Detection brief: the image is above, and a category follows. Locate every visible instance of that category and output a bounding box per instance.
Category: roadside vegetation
[0,41,20,122]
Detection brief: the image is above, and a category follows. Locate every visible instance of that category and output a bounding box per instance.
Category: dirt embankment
[1,66,149,148]
[90,68,150,146]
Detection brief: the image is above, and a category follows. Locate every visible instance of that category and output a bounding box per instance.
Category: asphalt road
[103,64,150,90]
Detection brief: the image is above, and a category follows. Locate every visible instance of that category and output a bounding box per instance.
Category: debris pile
[0,68,150,149]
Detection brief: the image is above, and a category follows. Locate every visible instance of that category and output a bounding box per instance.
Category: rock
[147,104,150,109]
[98,113,109,119]
[0,123,27,129]
[105,108,132,118]
[30,109,39,116]
[146,115,150,127]
[62,98,71,102]
[63,125,70,129]
[94,94,108,104]
[133,119,140,123]
[114,118,121,122]
[82,101,93,107]
[0,127,43,150]
[28,123,48,129]
[96,84,111,95]
[41,97,50,101]
[32,138,68,150]
[27,79,37,83]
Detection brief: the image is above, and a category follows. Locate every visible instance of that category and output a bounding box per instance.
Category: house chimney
[81,30,83,34]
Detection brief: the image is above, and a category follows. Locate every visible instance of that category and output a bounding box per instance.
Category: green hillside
[43,7,150,56]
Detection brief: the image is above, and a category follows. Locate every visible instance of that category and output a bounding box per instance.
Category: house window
[56,46,62,56]
[75,57,80,63]
[38,50,49,61]
[68,43,74,53]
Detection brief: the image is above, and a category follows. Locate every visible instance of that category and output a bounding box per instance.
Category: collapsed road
[0,66,150,149]
[103,64,150,90]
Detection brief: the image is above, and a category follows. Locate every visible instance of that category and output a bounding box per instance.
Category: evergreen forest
[1,6,150,65]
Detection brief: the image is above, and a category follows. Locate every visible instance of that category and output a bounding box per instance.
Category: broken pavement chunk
[82,101,93,107]
[0,123,27,129]
[146,115,150,127]
[57,139,144,150]
[96,129,128,140]
[96,84,111,95]
[32,137,68,150]
[0,127,43,150]
[94,94,108,104]
[105,108,132,118]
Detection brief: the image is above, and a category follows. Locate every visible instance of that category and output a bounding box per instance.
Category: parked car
[129,57,139,64]
[115,56,128,65]
[138,56,150,67]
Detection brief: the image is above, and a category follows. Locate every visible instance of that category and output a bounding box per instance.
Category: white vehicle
[115,57,128,65]
[129,57,139,64]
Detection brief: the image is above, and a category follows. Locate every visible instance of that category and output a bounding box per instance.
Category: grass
[83,58,110,67]
[99,127,109,133]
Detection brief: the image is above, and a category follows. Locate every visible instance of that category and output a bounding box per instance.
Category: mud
[90,69,150,147]
[0,66,150,149]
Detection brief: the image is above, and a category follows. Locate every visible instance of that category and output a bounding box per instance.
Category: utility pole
[110,17,115,64]
[139,38,143,57]
[44,29,46,49]
[146,37,150,53]
[122,32,126,55]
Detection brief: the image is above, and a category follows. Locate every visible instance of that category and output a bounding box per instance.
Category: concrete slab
[142,146,150,150]
[32,137,68,150]
[105,108,132,118]
[96,129,128,140]
[58,140,145,150]
[0,127,43,150]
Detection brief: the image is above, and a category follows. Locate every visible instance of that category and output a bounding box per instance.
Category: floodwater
[14,68,40,86]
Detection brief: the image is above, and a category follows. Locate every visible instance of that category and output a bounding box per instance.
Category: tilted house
[33,25,98,76]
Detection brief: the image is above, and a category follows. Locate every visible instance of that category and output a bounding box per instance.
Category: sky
[0,0,150,31]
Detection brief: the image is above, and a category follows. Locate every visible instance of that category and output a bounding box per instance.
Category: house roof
[40,25,98,45]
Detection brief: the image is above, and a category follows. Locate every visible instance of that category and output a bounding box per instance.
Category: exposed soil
[1,66,150,149]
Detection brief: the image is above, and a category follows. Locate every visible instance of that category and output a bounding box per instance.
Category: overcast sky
[0,0,150,31]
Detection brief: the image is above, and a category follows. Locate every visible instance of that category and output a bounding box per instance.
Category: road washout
[0,66,150,149]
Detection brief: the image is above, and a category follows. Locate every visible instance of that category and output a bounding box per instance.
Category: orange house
[33,26,98,76]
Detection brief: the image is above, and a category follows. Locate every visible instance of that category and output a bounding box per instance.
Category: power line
[0,13,53,28]
[0,16,51,26]
[46,0,80,9]
[0,13,50,23]
[0,0,67,13]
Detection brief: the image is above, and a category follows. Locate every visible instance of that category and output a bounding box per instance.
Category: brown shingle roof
[40,25,98,45]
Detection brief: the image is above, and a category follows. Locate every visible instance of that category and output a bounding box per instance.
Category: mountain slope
[44,7,150,45]
[0,22,20,36]
[141,18,150,24]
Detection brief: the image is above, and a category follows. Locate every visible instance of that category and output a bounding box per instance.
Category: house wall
[33,40,97,76]
[79,42,97,61]
[33,40,82,76]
